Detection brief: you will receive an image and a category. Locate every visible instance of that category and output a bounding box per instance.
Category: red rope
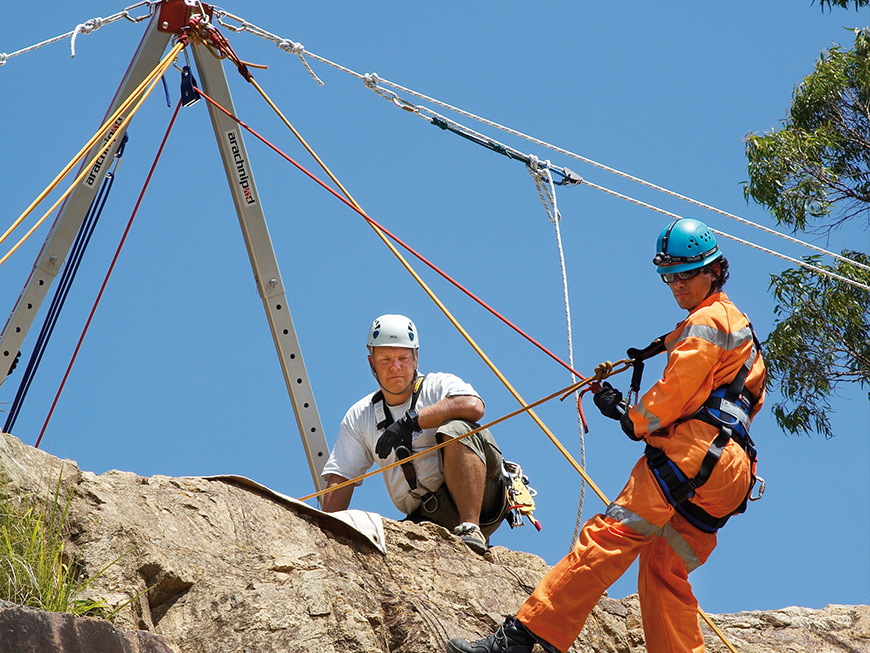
[35,100,183,448]
[193,86,585,380]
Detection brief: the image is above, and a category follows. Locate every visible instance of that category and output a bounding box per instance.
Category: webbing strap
[626,333,667,399]
[371,376,425,490]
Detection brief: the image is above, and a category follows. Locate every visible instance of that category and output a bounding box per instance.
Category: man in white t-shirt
[321,314,508,553]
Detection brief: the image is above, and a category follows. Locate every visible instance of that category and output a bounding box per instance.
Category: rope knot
[78,17,104,34]
[0,53,7,66]
[527,154,539,172]
[593,361,614,381]
[70,16,105,57]
[278,39,304,54]
[363,72,380,89]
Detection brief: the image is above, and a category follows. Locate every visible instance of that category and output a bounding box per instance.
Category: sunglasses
[660,268,703,284]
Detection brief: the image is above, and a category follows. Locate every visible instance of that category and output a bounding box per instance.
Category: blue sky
[1,1,867,617]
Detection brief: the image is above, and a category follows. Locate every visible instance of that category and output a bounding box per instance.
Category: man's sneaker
[445,617,540,653]
[453,522,488,554]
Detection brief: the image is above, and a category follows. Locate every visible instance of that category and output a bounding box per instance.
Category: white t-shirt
[321,372,481,515]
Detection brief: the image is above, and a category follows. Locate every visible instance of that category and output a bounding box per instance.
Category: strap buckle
[410,483,439,513]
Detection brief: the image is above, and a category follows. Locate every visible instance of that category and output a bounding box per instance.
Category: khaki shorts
[404,419,508,539]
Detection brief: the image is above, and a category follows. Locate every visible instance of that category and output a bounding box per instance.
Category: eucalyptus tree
[744,19,870,437]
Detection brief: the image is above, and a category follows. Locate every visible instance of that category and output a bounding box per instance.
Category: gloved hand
[375,413,416,459]
[593,382,625,421]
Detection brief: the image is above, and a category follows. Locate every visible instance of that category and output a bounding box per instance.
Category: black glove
[375,412,416,459]
[593,382,625,421]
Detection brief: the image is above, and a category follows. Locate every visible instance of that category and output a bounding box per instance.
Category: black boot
[445,616,548,653]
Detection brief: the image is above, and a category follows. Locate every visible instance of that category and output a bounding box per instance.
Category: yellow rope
[246,61,738,653]
[0,41,186,258]
[300,364,629,503]
[248,76,612,504]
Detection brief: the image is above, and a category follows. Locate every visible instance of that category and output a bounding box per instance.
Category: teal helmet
[653,218,722,274]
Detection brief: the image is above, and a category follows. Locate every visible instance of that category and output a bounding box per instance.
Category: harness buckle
[749,475,766,502]
[411,483,439,514]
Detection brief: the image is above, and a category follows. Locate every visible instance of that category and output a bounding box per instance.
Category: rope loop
[0,53,7,67]
[365,80,409,108]
[529,162,561,225]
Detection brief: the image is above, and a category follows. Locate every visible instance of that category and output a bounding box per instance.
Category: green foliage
[744,28,870,234]
[0,471,109,616]
[764,252,870,438]
[815,0,870,10]
[744,28,870,437]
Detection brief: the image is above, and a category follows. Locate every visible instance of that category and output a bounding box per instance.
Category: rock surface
[0,600,181,653]
[1,431,868,653]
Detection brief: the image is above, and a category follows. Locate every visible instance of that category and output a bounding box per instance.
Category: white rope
[582,178,870,292]
[527,159,587,548]
[420,104,869,291]
[361,77,870,275]
[213,8,323,85]
[0,1,158,65]
[207,10,868,274]
[366,77,868,293]
[13,4,861,287]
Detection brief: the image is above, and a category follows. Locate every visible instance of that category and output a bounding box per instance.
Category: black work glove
[375,413,416,459]
[593,382,626,421]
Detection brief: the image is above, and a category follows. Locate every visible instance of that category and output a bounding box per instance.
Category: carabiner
[749,475,766,501]
[123,0,158,23]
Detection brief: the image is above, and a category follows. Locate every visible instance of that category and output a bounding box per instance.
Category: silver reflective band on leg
[605,503,702,573]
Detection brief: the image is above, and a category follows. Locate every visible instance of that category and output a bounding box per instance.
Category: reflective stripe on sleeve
[634,403,662,433]
[676,324,753,352]
[605,503,702,573]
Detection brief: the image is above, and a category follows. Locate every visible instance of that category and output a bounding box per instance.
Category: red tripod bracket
[157,0,214,34]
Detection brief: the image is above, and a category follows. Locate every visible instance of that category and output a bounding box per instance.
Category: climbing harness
[371,375,437,504]
[371,375,540,529]
[625,328,766,534]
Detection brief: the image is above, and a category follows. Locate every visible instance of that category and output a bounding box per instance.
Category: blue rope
[4,134,129,434]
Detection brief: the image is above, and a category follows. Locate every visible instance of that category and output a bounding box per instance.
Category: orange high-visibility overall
[517,291,766,653]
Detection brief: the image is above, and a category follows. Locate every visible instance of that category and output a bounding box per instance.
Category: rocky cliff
[1,431,867,653]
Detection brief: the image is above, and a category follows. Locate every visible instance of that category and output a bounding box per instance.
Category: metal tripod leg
[191,43,329,492]
[0,15,171,387]
[1,3,328,495]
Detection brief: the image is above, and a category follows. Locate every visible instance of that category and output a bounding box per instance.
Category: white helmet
[366,314,419,352]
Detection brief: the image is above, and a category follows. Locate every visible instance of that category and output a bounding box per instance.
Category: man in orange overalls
[446,218,766,653]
